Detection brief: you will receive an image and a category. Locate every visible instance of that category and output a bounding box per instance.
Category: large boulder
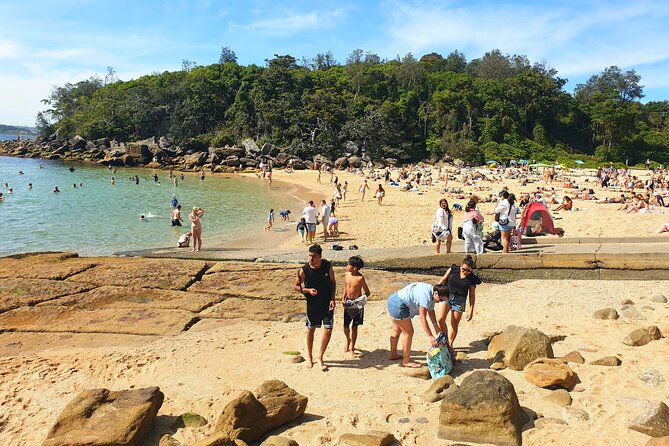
[347,155,363,168]
[68,135,88,150]
[211,146,245,158]
[334,156,349,169]
[239,157,258,168]
[261,142,279,157]
[313,154,332,166]
[438,370,528,446]
[623,326,663,347]
[343,141,360,155]
[183,152,208,167]
[487,325,554,371]
[214,380,307,443]
[524,358,577,390]
[422,375,457,403]
[43,387,164,446]
[629,401,669,438]
[242,138,261,156]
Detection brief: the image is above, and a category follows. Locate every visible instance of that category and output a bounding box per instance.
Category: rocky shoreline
[0,135,391,172]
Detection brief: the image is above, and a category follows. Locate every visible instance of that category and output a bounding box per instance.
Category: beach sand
[1,276,667,445]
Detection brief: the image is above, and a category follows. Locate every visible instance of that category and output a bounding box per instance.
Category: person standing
[171,205,183,226]
[341,256,370,359]
[189,207,205,251]
[171,195,178,208]
[436,256,481,347]
[293,244,336,371]
[303,200,319,244]
[375,184,385,205]
[462,200,484,254]
[359,180,369,201]
[387,282,448,368]
[432,198,453,254]
[494,191,516,253]
[320,200,331,241]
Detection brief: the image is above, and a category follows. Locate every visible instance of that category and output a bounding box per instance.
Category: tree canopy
[38,49,669,164]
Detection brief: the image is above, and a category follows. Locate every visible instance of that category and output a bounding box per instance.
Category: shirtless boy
[341,256,371,358]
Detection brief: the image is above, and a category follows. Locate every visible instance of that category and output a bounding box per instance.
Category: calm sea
[0,156,298,256]
[0,134,35,141]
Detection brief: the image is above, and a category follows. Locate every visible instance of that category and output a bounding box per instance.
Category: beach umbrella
[486,160,497,165]
[574,160,584,165]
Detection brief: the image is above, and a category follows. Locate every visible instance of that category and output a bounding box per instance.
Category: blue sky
[2,0,669,126]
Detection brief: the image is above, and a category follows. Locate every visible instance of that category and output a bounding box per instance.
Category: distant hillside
[0,124,37,135]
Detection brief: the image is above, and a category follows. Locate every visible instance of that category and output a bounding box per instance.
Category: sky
[2,0,669,126]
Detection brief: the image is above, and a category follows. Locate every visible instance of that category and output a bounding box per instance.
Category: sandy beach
[225,166,669,253]
[1,165,668,446]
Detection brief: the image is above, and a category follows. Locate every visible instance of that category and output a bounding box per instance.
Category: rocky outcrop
[43,387,164,446]
[260,436,298,446]
[591,356,622,366]
[422,375,456,403]
[438,370,528,446]
[214,380,307,443]
[487,325,554,371]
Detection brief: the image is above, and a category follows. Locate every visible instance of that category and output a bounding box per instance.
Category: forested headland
[36,48,669,166]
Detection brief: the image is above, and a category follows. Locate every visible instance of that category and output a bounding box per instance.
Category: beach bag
[457,226,464,240]
[426,333,454,379]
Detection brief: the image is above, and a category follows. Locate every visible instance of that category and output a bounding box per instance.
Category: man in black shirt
[293,244,337,371]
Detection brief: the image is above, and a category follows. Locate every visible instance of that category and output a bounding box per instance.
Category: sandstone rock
[438,370,528,446]
[561,351,585,364]
[652,294,668,303]
[621,299,634,305]
[174,412,208,428]
[422,375,457,403]
[68,135,88,150]
[623,326,663,346]
[338,430,396,446]
[242,138,261,155]
[621,306,646,320]
[524,358,576,390]
[534,417,568,428]
[400,365,431,380]
[214,380,307,443]
[259,436,298,446]
[593,308,619,320]
[334,156,349,169]
[313,154,332,166]
[43,387,164,446]
[629,402,669,437]
[261,142,279,157]
[591,356,622,366]
[543,389,572,407]
[347,155,363,168]
[183,152,208,167]
[645,437,669,446]
[487,325,554,371]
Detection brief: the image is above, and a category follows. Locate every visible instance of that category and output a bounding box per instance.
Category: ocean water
[0,134,34,141]
[0,156,298,256]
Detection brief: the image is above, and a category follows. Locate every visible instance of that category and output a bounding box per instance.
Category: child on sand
[341,256,370,358]
[265,209,275,230]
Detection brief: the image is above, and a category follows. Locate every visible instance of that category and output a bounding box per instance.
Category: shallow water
[0,156,298,256]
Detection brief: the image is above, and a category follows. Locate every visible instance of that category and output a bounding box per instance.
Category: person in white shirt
[432,198,453,254]
[494,190,517,253]
[320,200,331,241]
[303,200,319,243]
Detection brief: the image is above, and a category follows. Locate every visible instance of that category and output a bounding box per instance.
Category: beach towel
[344,294,368,310]
[426,333,454,379]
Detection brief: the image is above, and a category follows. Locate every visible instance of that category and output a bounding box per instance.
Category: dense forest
[0,124,36,135]
[37,48,669,165]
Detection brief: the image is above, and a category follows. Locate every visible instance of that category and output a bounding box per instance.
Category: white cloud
[0,41,19,59]
[379,0,669,77]
[236,8,346,36]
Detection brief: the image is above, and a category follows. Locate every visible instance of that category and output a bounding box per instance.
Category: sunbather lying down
[524,223,565,237]
[656,223,669,234]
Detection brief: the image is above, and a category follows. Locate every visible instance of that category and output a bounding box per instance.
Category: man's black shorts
[171,219,182,226]
[343,307,364,326]
[306,308,334,329]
